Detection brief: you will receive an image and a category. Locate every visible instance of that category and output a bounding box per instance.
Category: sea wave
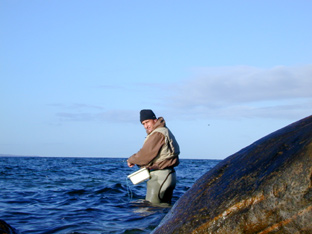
[0,157,219,234]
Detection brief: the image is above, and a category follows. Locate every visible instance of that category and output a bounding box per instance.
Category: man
[127,109,180,204]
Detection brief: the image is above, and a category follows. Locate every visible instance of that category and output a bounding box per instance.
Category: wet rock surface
[0,220,18,234]
[152,115,312,234]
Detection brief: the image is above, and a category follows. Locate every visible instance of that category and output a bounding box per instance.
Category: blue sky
[1,1,311,159]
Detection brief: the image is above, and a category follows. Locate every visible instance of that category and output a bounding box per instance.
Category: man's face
[142,119,157,134]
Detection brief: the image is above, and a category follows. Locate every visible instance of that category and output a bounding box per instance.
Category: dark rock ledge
[0,220,18,234]
[152,115,312,234]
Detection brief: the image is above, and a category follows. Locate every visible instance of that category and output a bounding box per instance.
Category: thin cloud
[97,110,138,123]
[56,112,94,122]
[52,65,312,123]
[55,109,138,123]
[167,65,312,119]
[48,103,104,110]
[98,84,124,89]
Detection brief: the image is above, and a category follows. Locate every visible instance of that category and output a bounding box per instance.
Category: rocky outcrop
[152,115,312,234]
[0,220,18,234]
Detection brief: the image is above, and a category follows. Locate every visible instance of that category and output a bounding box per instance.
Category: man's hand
[127,160,135,168]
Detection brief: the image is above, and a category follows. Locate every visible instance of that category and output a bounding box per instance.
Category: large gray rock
[152,115,312,233]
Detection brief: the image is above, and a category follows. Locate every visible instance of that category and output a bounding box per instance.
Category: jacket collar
[150,117,166,133]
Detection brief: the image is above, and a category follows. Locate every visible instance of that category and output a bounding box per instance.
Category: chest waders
[145,168,176,204]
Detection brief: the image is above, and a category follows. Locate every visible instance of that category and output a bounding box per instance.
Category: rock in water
[0,220,18,234]
[152,115,312,234]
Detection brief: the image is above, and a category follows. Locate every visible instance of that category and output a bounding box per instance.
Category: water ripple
[0,157,220,233]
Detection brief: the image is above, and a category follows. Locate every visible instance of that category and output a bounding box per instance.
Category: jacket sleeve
[128,132,165,166]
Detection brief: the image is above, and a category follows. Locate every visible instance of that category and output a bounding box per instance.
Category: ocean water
[0,157,220,234]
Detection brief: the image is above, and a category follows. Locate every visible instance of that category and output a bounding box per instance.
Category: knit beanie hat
[140,109,156,123]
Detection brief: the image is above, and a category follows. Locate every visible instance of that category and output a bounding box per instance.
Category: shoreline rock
[152,115,312,233]
[0,220,18,234]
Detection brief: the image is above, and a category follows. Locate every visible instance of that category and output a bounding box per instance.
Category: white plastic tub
[127,168,150,185]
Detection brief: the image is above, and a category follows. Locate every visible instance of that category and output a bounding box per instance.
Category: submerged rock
[152,115,312,234]
[0,220,18,234]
